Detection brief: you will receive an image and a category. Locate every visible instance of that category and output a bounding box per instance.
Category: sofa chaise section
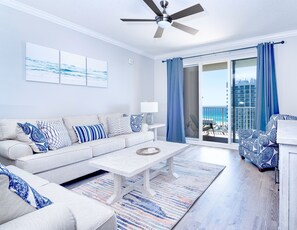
[0,165,116,230]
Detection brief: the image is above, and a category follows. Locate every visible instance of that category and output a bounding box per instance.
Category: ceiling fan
[121,0,204,38]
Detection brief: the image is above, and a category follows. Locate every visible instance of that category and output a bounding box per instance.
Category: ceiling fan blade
[143,0,162,16]
[154,27,164,38]
[121,19,156,22]
[171,22,198,35]
[171,4,204,20]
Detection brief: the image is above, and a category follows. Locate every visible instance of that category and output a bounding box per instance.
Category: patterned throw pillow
[0,163,52,209]
[17,122,49,153]
[37,120,71,150]
[108,116,133,137]
[73,124,107,143]
[130,114,144,132]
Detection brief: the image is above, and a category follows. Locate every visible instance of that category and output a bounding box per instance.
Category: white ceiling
[10,0,297,57]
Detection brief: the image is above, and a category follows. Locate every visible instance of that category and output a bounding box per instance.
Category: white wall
[0,6,154,118]
[154,34,297,137]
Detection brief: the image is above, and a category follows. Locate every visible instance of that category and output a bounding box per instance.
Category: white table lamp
[141,102,158,125]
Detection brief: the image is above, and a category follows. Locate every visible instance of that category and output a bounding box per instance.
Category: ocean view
[203,106,228,124]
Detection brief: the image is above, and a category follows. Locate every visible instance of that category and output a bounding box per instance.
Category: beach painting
[87,58,108,88]
[60,51,86,86]
[26,43,60,83]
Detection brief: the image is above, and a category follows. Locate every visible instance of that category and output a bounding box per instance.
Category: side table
[147,123,166,141]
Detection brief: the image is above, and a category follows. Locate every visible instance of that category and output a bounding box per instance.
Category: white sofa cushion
[16,145,92,174]
[117,131,154,147]
[98,113,123,135]
[36,183,116,230]
[63,115,100,143]
[0,140,33,160]
[77,137,126,157]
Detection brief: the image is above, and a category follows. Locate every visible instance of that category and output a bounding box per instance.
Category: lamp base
[146,113,154,125]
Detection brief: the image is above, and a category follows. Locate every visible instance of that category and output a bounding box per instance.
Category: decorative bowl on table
[136,147,160,155]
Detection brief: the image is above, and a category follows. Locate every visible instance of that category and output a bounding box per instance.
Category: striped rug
[72,160,225,229]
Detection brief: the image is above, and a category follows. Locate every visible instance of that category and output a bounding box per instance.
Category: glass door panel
[183,66,199,139]
[231,58,257,143]
[201,62,228,143]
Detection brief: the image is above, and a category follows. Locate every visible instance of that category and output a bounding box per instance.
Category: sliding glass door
[231,58,257,143]
[201,62,228,143]
[183,57,257,145]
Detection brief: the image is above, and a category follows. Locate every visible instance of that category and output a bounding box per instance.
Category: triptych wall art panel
[25,43,108,88]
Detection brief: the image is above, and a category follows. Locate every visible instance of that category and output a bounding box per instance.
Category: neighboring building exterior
[231,79,256,132]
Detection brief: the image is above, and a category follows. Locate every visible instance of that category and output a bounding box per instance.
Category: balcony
[185,106,255,143]
[203,106,228,143]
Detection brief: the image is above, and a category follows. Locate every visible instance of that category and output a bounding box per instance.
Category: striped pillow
[73,124,107,143]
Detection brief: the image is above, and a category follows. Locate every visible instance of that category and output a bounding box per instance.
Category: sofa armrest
[0,140,33,160]
[0,204,76,230]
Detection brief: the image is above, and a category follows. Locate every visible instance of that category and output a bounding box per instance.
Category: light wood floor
[64,145,279,230]
[174,145,279,230]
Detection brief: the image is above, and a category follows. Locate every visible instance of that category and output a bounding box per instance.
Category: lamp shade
[141,102,158,113]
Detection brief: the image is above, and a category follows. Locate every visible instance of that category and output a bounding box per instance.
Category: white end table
[148,123,166,141]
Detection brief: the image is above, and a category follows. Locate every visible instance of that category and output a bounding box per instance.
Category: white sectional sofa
[0,113,154,184]
[0,165,116,230]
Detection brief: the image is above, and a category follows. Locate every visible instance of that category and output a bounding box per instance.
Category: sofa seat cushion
[63,115,100,144]
[36,183,116,230]
[0,140,33,160]
[116,131,154,147]
[15,145,92,174]
[7,165,49,188]
[77,137,125,157]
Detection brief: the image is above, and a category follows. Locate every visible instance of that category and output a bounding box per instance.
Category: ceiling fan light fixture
[158,20,171,28]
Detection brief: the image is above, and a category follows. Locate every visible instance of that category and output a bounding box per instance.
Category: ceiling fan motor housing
[160,0,169,9]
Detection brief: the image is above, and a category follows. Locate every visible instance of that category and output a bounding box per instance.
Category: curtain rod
[162,40,285,63]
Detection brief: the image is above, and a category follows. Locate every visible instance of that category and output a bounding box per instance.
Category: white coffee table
[89,141,189,204]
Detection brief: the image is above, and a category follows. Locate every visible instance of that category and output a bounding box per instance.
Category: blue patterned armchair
[238,114,297,171]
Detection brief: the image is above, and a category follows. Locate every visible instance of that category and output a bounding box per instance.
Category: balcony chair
[238,114,297,172]
[189,114,215,136]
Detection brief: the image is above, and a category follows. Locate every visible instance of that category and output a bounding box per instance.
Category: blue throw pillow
[17,122,49,153]
[0,163,52,209]
[130,114,144,132]
[73,123,107,143]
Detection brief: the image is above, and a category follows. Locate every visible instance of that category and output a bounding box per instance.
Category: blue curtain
[255,42,279,131]
[166,57,186,143]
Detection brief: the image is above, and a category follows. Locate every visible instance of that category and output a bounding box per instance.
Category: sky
[201,65,256,106]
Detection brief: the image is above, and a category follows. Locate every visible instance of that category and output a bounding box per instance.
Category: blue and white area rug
[72,160,225,229]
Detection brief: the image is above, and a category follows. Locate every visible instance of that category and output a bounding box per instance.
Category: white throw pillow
[37,120,71,150]
[107,116,132,137]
